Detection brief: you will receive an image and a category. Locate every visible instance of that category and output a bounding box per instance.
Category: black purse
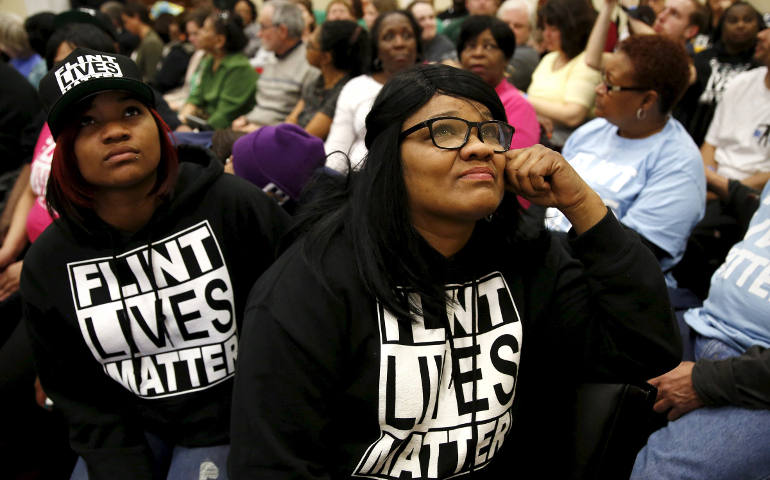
[570,382,661,480]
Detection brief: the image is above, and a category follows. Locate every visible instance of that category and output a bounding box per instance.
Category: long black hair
[295,64,522,318]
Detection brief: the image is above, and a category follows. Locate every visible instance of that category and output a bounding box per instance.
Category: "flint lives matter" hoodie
[21,145,290,479]
[229,210,682,479]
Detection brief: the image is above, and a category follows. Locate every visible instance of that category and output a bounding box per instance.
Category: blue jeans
[70,433,228,480]
[631,335,770,480]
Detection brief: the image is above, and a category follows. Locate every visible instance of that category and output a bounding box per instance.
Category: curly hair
[617,34,690,114]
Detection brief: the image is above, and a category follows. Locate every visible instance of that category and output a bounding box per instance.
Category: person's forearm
[0,184,34,267]
[705,168,729,200]
[0,164,30,241]
[585,0,616,70]
[285,99,304,125]
[740,171,770,192]
[304,113,333,140]
[701,141,717,170]
[527,97,589,127]
[693,345,770,409]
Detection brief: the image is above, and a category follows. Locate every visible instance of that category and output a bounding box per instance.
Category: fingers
[505,146,558,197]
[653,398,670,414]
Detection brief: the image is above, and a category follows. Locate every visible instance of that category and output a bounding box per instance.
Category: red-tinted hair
[47,106,179,226]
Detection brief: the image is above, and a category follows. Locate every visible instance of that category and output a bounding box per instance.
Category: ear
[684,24,699,41]
[320,50,333,66]
[641,90,659,112]
[278,23,290,39]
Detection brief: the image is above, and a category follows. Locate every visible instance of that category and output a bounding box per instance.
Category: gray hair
[497,0,532,27]
[0,12,32,58]
[266,0,305,39]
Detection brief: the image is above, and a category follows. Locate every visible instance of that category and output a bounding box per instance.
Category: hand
[0,260,22,301]
[648,361,703,420]
[175,124,193,132]
[231,116,248,130]
[505,145,606,234]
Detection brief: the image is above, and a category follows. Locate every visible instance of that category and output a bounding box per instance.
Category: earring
[636,108,646,120]
[373,57,382,70]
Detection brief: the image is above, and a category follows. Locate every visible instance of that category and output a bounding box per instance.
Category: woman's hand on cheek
[505,145,607,234]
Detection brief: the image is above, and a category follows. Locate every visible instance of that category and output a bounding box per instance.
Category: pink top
[27,123,56,243]
[495,80,540,149]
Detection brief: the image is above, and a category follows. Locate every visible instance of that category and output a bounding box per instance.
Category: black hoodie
[21,145,290,479]
[229,211,681,479]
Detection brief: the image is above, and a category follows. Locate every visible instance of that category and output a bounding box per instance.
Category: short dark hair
[47,103,178,229]
[209,12,248,53]
[538,0,596,60]
[457,15,517,61]
[369,10,423,72]
[618,34,690,114]
[321,20,370,77]
[296,64,520,318]
[123,1,152,25]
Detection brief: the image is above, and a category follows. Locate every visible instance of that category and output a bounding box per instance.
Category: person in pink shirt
[458,15,540,149]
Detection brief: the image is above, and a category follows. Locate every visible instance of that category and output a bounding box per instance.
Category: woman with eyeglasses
[458,15,540,149]
[547,34,705,283]
[229,63,681,479]
[177,12,257,130]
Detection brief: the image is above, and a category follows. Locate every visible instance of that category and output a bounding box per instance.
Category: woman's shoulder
[337,75,381,107]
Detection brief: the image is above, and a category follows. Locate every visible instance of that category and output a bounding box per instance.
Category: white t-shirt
[324,75,383,173]
[705,67,770,181]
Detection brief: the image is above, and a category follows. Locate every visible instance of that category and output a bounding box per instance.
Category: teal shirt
[188,53,257,129]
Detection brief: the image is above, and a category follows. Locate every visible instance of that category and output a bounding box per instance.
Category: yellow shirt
[527,51,601,109]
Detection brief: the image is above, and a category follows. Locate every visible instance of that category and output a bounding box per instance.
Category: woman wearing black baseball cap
[24,47,290,479]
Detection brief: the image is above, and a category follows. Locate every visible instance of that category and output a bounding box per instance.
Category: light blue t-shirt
[546,117,705,273]
[685,182,770,351]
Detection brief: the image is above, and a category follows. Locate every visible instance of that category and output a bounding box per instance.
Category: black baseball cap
[39,47,154,139]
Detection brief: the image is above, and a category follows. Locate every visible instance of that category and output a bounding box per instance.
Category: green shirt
[187,53,257,129]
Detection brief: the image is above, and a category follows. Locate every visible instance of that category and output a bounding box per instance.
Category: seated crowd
[0,0,768,478]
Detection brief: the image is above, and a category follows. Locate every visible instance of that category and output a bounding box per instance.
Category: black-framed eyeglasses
[601,72,650,93]
[399,116,515,153]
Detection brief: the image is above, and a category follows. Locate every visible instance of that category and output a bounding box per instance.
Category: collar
[275,39,302,59]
